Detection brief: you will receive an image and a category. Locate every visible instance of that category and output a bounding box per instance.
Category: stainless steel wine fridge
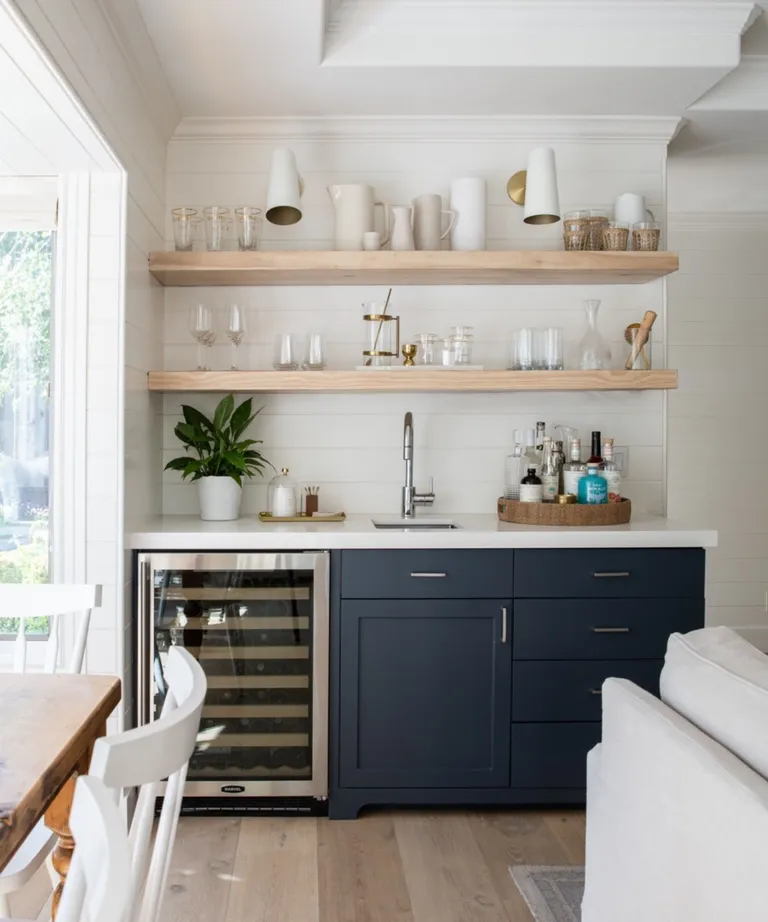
[137,552,329,813]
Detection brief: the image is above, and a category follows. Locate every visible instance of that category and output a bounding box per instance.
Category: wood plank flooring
[7,809,585,922]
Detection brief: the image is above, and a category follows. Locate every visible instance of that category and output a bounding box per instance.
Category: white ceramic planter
[197,476,243,521]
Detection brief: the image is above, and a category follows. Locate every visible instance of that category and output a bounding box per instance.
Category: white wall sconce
[265,148,304,226]
[507,147,561,225]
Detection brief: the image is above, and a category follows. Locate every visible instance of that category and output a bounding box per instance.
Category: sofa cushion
[660,626,768,780]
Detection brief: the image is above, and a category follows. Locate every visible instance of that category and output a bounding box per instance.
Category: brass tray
[258,512,346,523]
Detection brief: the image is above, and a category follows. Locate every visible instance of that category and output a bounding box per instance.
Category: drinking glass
[541,327,564,370]
[417,333,439,365]
[203,206,231,252]
[225,304,247,370]
[172,207,200,251]
[302,334,326,370]
[510,328,536,370]
[273,334,299,371]
[235,207,263,251]
[632,221,661,251]
[189,304,215,371]
[626,326,652,370]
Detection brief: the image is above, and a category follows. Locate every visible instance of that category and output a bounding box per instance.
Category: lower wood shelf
[147,369,678,393]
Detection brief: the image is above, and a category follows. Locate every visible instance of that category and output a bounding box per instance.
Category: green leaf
[182,404,214,433]
[176,423,210,445]
[229,397,253,438]
[164,457,192,471]
[213,394,235,431]
[223,451,247,471]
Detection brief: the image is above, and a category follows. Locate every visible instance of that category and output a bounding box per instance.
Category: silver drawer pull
[591,627,631,634]
[410,572,447,578]
[589,688,603,696]
[593,571,630,578]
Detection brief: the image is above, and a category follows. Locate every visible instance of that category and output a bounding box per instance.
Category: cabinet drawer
[514,549,705,599]
[340,550,513,599]
[511,723,601,788]
[512,659,662,722]
[514,599,703,660]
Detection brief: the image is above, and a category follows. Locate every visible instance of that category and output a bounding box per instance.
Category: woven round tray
[497,497,631,526]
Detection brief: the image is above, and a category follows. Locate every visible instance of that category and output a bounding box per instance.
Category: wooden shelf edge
[148,250,679,287]
[147,369,678,394]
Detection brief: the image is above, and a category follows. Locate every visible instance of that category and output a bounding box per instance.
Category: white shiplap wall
[163,123,672,517]
[667,157,768,648]
[12,0,177,725]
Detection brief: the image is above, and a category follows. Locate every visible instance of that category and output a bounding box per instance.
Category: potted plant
[164,394,272,521]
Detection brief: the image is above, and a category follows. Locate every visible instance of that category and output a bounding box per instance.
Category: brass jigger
[402,344,417,366]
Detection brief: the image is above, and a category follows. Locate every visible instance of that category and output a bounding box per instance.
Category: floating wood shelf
[148,250,679,287]
[148,369,678,394]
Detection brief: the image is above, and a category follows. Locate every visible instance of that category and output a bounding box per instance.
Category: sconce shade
[523,147,561,226]
[266,148,303,226]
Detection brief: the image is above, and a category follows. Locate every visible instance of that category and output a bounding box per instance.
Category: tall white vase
[449,178,487,251]
[197,477,243,522]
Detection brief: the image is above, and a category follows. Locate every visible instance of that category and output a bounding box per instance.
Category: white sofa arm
[583,678,768,922]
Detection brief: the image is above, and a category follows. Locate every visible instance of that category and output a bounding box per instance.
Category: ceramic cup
[362,231,382,251]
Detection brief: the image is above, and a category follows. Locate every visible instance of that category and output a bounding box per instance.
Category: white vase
[197,476,243,521]
[449,178,487,251]
[389,205,415,251]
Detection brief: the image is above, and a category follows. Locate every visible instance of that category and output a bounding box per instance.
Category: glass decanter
[577,299,612,370]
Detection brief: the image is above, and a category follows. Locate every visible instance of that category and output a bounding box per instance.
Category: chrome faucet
[402,411,435,518]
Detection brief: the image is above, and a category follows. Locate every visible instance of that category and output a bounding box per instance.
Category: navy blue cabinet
[338,599,512,789]
[329,546,706,818]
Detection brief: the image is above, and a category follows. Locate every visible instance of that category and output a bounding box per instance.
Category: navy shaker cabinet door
[338,599,512,789]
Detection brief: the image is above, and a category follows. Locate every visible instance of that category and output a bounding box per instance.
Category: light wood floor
[10,809,585,922]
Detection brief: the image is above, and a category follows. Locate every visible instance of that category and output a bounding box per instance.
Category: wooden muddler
[625,310,657,370]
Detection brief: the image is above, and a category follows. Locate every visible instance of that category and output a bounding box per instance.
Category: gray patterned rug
[509,865,585,922]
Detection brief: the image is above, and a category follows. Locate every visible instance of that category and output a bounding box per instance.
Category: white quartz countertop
[128,514,717,550]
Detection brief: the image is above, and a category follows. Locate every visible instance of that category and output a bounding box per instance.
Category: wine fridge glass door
[138,552,329,798]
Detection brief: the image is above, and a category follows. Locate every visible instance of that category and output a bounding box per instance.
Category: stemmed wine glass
[189,304,215,371]
[225,304,247,370]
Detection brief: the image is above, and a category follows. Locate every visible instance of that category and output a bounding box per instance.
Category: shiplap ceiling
[135,0,762,119]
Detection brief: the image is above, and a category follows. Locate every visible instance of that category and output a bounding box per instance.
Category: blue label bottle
[578,463,608,504]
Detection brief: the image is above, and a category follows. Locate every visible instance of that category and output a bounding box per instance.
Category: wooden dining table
[0,673,121,917]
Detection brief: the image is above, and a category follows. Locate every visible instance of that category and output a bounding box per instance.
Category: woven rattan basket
[497,497,631,526]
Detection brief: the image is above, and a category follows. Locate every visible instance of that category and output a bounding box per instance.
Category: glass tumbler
[602,222,630,251]
[626,326,652,370]
[632,221,661,251]
[541,327,564,371]
[510,328,536,370]
[235,207,263,251]
[273,333,299,371]
[204,206,231,252]
[417,333,439,365]
[302,333,326,371]
[440,337,455,366]
[172,207,200,251]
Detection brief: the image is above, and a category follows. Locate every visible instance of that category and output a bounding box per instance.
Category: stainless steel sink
[371,517,461,530]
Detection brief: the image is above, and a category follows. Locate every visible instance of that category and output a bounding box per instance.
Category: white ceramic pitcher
[614,193,655,249]
[389,205,415,251]
[328,184,389,250]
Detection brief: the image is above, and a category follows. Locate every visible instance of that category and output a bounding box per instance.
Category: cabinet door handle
[591,627,631,634]
[593,571,630,578]
[410,572,447,578]
[589,688,603,695]
[501,607,508,644]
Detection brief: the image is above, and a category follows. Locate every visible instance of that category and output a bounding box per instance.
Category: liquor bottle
[504,429,525,500]
[588,431,604,469]
[540,438,559,503]
[519,468,543,503]
[535,421,546,453]
[601,438,621,503]
[562,438,587,497]
[553,440,566,493]
[578,463,608,504]
[523,428,541,475]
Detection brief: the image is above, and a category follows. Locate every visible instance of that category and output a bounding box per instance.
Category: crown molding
[171,115,683,144]
[688,54,768,111]
[327,1,759,33]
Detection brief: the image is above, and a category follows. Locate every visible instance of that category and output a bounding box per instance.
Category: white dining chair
[88,645,207,922]
[54,776,130,922]
[0,583,102,915]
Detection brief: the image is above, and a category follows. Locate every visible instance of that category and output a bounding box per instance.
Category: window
[0,228,53,635]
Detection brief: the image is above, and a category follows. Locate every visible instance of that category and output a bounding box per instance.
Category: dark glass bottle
[588,430,604,469]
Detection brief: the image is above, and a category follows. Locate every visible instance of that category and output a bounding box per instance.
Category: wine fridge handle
[137,557,151,727]
[501,607,508,644]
